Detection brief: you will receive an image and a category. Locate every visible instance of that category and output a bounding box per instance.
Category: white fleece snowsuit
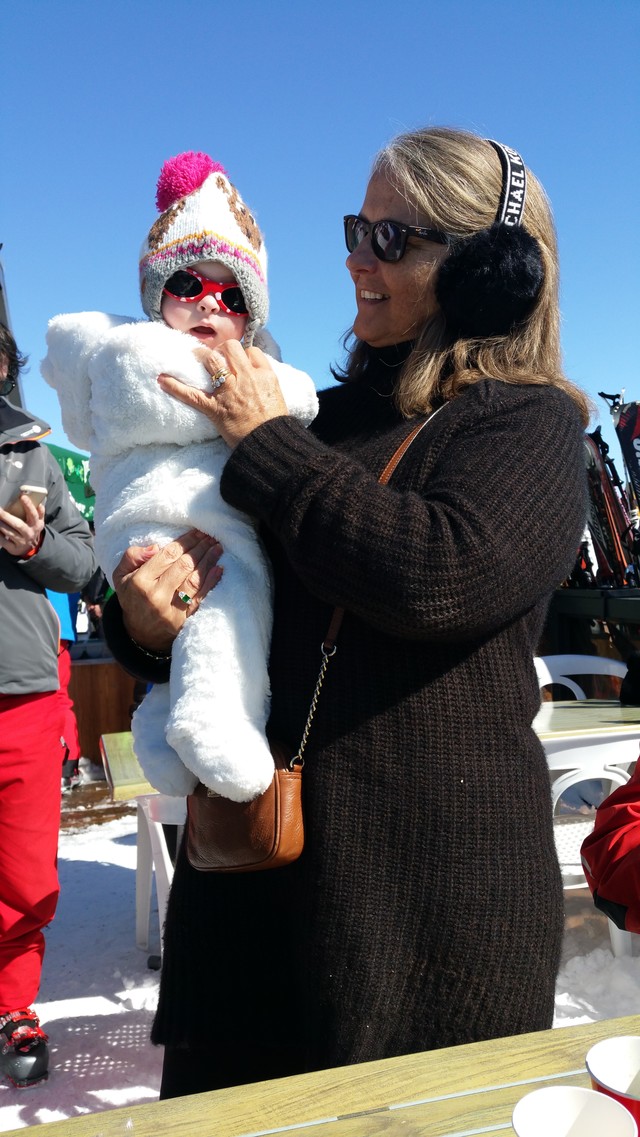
[42,314,318,800]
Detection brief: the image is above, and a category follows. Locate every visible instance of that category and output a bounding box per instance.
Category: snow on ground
[1,806,640,1131]
[0,812,162,1132]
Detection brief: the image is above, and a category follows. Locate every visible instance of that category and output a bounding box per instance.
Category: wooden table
[100,731,155,800]
[533,698,640,787]
[6,1015,640,1136]
[533,698,640,746]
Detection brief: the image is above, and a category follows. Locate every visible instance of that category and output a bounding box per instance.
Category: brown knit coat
[151,361,587,1084]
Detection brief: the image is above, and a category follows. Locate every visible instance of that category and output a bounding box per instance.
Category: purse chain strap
[290,405,446,768]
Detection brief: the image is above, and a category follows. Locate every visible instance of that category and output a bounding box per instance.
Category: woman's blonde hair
[339,126,591,426]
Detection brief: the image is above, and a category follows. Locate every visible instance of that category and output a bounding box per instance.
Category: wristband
[129,636,173,663]
[102,594,172,684]
[22,531,45,559]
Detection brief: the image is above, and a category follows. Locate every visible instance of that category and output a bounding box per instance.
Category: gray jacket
[0,405,96,694]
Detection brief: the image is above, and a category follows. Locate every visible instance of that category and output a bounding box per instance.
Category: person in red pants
[47,589,83,790]
[0,325,95,1087]
[57,639,82,789]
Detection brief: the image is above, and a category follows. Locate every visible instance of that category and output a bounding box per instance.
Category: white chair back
[534,653,635,957]
[534,653,627,700]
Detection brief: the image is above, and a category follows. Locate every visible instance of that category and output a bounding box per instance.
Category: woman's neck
[371,341,414,368]
[361,341,414,395]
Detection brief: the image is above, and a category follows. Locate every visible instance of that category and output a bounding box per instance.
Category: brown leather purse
[186,739,305,872]
[186,605,342,873]
[185,412,442,873]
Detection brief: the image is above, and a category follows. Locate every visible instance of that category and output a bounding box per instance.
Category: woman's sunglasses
[0,378,16,397]
[163,269,248,316]
[343,215,449,263]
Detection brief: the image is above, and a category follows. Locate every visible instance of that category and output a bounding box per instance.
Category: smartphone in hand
[4,484,48,521]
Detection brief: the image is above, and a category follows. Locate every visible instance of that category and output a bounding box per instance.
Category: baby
[42,152,318,801]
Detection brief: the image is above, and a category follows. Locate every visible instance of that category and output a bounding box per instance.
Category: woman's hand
[112,530,224,654]
[157,340,289,449]
[0,496,45,557]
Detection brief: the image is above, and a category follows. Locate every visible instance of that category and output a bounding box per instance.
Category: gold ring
[177,590,193,606]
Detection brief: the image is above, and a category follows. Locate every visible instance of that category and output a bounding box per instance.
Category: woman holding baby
[106,126,588,1099]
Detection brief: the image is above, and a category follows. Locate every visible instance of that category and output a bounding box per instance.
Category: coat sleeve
[40,311,133,451]
[16,448,96,592]
[220,384,587,642]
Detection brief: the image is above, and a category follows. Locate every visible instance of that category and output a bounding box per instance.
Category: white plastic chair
[535,654,635,957]
[135,793,187,959]
[99,732,187,963]
[534,653,627,699]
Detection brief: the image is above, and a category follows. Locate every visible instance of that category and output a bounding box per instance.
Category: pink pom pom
[155,151,227,212]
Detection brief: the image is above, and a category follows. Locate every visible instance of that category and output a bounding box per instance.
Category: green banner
[46,443,95,523]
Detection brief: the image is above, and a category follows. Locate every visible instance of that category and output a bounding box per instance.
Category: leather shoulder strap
[378,403,446,485]
[324,403,447,648]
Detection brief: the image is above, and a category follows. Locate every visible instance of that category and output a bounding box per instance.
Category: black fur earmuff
[435,140,544,339]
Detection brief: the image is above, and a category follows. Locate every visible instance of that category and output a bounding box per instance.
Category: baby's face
[161,260,248,347]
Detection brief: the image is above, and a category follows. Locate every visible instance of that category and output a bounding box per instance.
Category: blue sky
[1,0,639,467]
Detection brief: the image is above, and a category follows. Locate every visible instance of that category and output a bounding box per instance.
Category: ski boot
[61,753,80,793]
[0,1009,49,1087]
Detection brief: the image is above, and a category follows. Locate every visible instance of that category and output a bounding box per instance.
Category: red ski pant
[57,641,81,764]
[0,692,64,1012]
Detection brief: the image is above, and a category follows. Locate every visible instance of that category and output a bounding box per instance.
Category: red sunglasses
[163,269,248,316]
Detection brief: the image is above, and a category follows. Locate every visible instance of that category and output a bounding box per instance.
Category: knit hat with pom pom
[139,151,268,344]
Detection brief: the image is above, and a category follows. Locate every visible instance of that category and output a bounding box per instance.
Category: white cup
[512,1084,638,1136]
[586,1035,640,1125]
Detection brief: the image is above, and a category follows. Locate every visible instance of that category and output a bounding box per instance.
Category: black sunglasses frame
[0,379,16,397]
[344,214,450,263]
